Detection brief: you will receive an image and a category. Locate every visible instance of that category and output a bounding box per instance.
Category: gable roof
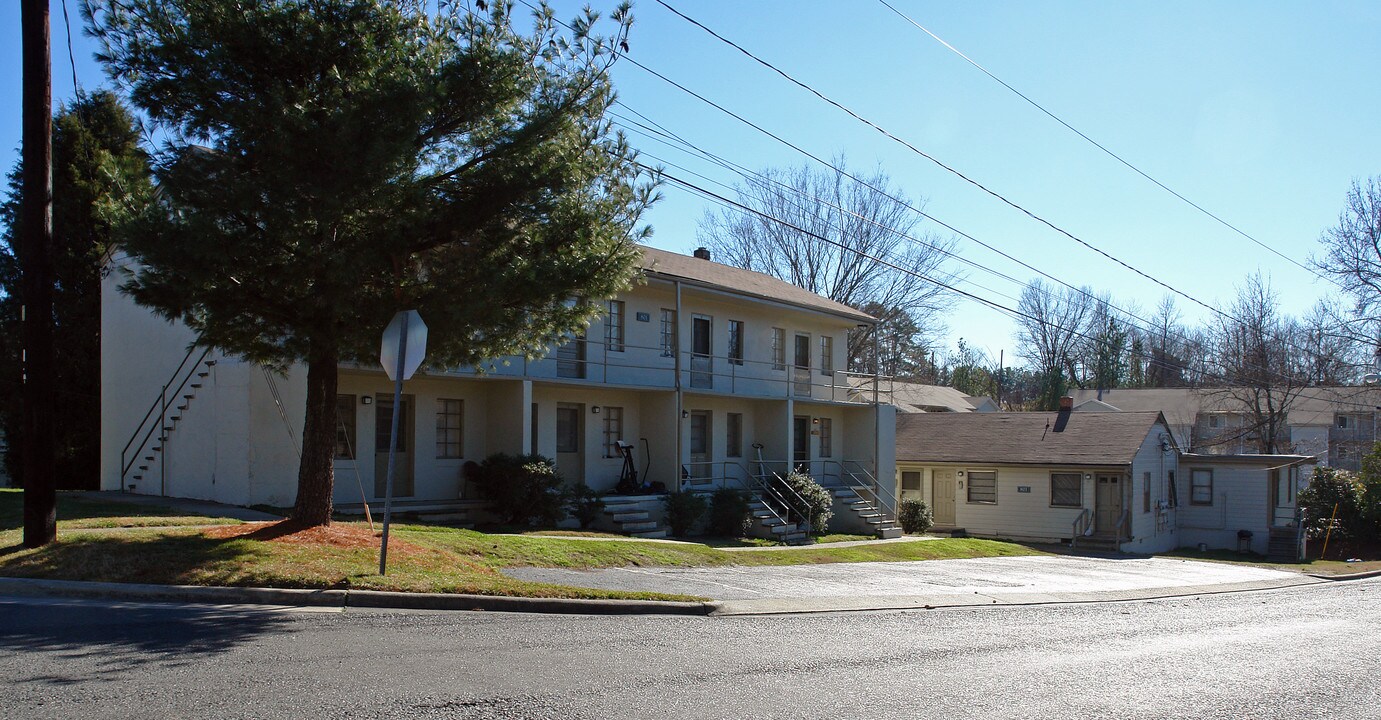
[896,410,1169,466]
[639,246,875,324]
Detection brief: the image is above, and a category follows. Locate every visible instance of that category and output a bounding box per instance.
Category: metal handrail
[442,334,895,406]
[824,459,897,524]
[1112,508,1131,542]
[1071,508,1092,547]
[119,344,213,491]
[717,459,815,535]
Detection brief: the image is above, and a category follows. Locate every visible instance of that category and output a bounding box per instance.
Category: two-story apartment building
[1071,387,1381,471]
[101,245,896,534]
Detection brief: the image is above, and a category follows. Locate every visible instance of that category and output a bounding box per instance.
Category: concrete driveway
[506,554,1323,614]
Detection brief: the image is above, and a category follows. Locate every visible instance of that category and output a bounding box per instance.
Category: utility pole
[21,0,57,548]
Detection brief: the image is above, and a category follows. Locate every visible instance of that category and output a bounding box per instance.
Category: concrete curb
[1308,568,1381,581]
[0,577,716,616]
[707,575,1330,616]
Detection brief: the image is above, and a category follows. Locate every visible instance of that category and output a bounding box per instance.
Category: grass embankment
[0,490,1042,600]
[1163,547,1381,576]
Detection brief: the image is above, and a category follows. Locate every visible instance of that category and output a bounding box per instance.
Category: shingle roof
[896,411,1168,466]
[639,247,875,324]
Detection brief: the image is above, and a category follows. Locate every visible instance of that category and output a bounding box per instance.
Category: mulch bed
[204,519,427,555]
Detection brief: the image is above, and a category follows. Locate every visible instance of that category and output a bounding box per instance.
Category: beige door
[374,394,414,498]
[556,403,584,486]
[1095,474,1122,534]
[932,469,956,526]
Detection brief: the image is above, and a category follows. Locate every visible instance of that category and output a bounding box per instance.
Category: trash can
[1237,529,1253,554]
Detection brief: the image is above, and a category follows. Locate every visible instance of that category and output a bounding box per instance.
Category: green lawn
[0,490,1045,600]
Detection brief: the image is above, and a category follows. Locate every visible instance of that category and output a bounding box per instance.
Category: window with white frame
[728,320,744,365]
[1190,469,1213,505]
[726,412,743,458]
[820,335,834,376]
[967,471,997,504]
[436,399,463,459]
[818,418,833,457]
[602,406,624,458]
[771,327,786,370]
[660,308,677,357]
[606,300,625,353]
[1050,472,1080,507]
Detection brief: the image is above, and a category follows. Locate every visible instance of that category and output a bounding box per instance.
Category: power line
[518,0,1365,402]
[648,0,1357,388]
[653,0,1236,323]
[875,0,1338,290]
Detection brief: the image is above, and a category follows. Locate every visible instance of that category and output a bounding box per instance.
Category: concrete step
[875,526,903,539]
[630,529,668,539]
[619,521,658,533]
[610,511,650,523]
[781,532,812,545]
[770,523,797,535]
[761,518,787,529]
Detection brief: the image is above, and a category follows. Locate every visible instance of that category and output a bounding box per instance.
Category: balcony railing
[429,334,895,405]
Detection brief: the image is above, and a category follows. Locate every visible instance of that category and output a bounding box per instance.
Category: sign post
[378,310,426,576]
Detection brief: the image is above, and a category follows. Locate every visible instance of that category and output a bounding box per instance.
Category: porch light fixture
[682,410,689,419]
[592,406,601,414]
[956,470,964,477]
[361,396,373,405]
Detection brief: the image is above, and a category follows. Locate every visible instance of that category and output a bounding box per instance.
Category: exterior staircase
[1267,527,1302,562]
[828,485,903,539]
[1071,534,1122,552]
[602,495,668,539]
[746,498,811,545]
[121,347,217,495]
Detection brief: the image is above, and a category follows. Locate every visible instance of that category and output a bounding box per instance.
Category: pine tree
[0,91,152,489]
[86,0,658,525]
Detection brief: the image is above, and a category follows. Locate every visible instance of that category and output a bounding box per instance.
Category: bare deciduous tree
[1315,177,1381,324]
[1014,279,1094,409]
[1203,273,1308,454]
[697,159,959,372]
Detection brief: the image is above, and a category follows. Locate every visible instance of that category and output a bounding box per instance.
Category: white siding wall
[1124,428,1179,554]
[1177,461,1272,554]
[938,464,1107,542]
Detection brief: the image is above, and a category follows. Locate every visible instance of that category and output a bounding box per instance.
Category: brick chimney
[1059,395,1073,411]
[693,247,711,261]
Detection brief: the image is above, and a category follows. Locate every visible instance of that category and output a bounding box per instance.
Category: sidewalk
[70,491,282,522]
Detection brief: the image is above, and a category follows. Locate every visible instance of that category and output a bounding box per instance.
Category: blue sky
[4,1,1379,368]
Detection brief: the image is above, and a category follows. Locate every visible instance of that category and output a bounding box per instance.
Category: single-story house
[895,404,1311,558]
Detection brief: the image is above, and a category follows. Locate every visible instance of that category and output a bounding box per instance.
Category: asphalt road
[2,579,1377,719]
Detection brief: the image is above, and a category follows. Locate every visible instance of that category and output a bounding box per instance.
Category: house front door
[932,469,956,526]
[691,315,712,389]
[556,403,584,486]
[374,394,414,498]
[689,410,711,480]
[793,415,810,473]
[1095,474,1122,535]
[793,334,811,396]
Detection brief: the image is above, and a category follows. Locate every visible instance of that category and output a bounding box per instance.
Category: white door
[374,394,414,498]
[556,403,584,486]
[689,410,711,479]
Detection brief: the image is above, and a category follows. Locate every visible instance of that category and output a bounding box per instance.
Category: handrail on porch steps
[681,459,814,540]
[120,344,216,494]
[822,459,898,530]
[1070,508,1092,548]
